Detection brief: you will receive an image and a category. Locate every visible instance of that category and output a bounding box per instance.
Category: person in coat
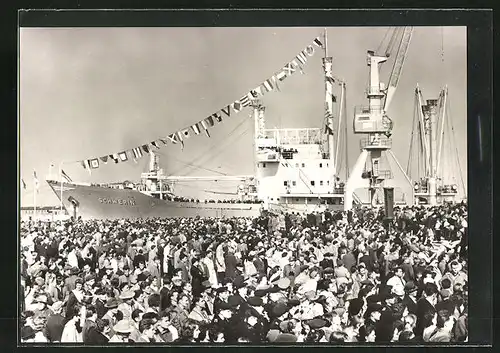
[44,301,67,342]
[85,318,111,344]
[190,258,206,298]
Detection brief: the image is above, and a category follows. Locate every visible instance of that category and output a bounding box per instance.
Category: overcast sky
[20,26,467,206]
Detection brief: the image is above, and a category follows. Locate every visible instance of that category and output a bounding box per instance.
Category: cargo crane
[407,85,465,205]
[344,27,414,211]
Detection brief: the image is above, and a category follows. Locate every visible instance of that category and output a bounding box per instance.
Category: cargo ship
[46,96,350,220]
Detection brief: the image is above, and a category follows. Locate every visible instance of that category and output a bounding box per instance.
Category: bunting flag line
[205,116,215,127]
[212,112,223,123]
[305,45,315,56]
[239,95,251,107]
[90,158,100,169]
[221,105,232,118]
[262,79,274,93]
[119,151,128,162]
[231,101,242,113]
[180,128,191,139]
[81,160,92,175]
[276,70,287,82]
[325,124,334,135]
[291,59,304,74]
[248,89,259,100]
[313,37,324,47]
[132,147,143,160]
[191,123,201,135]
[75,36,323,169]
[21,178,27,190]
[168,133,180,144]
[283,62,296,76]
[200,120,211,137]
[151,141,161,149]
[61,169,72,183]
[252,86,263,97]
[296,51,308,65]
[110,154,119,164]
[176,131,185,151]
[272,76,281,92]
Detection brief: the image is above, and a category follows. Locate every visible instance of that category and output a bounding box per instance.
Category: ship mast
[322,29,336,177]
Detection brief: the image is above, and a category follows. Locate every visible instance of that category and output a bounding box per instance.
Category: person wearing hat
[319,252,335,270]
[213,286,230,317]
[101,297,120,337]
[109,319,136,342]
[402,281,418,315]
[32,295,53,324]
[212,301,238,343]
[118,290,136,320]
[44,301,66,342]
[64,266,81,295]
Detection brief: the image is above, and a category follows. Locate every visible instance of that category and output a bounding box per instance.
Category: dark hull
[47,180,261,220]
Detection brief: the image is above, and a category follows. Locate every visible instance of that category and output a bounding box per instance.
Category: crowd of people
[19,202,468,344]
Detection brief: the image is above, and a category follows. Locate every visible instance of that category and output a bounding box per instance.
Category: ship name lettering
[98,197,136,206]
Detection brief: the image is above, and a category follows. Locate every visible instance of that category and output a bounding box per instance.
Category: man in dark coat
[190,258,206,298]
[319,253,334,270]
[86,318,110,344]
[224,251,238,281]
[44,301,67,342]
[415,282,438,338]
[402,282,418,315]
[159,276,173,313]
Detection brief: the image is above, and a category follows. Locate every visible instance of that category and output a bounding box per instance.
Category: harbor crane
[344,27,414,211]
[407,85,466,205]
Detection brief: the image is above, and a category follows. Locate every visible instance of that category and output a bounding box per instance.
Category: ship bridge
[259,128,323,146]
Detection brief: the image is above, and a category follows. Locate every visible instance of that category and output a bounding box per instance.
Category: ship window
[327,180,330,185]
[319,163,323,168]
[311,181,315,186]
[302,163,305,168]
[283,181,288,186]
[320,181,324,186]
[295,163,299,167]
[308,198,311,202]
[292,181,296,186]
[263,163,266,168]
[296,199,299,201]
[327,163,329,167]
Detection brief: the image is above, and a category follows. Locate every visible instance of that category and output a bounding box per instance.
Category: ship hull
[47,180,262,220]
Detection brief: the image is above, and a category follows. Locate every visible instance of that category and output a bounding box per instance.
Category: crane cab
[353,107,392,134]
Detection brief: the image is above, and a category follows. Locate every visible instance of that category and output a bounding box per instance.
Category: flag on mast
[33,170,39,193]
[61,169,72,183]
[21,178,26,190]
